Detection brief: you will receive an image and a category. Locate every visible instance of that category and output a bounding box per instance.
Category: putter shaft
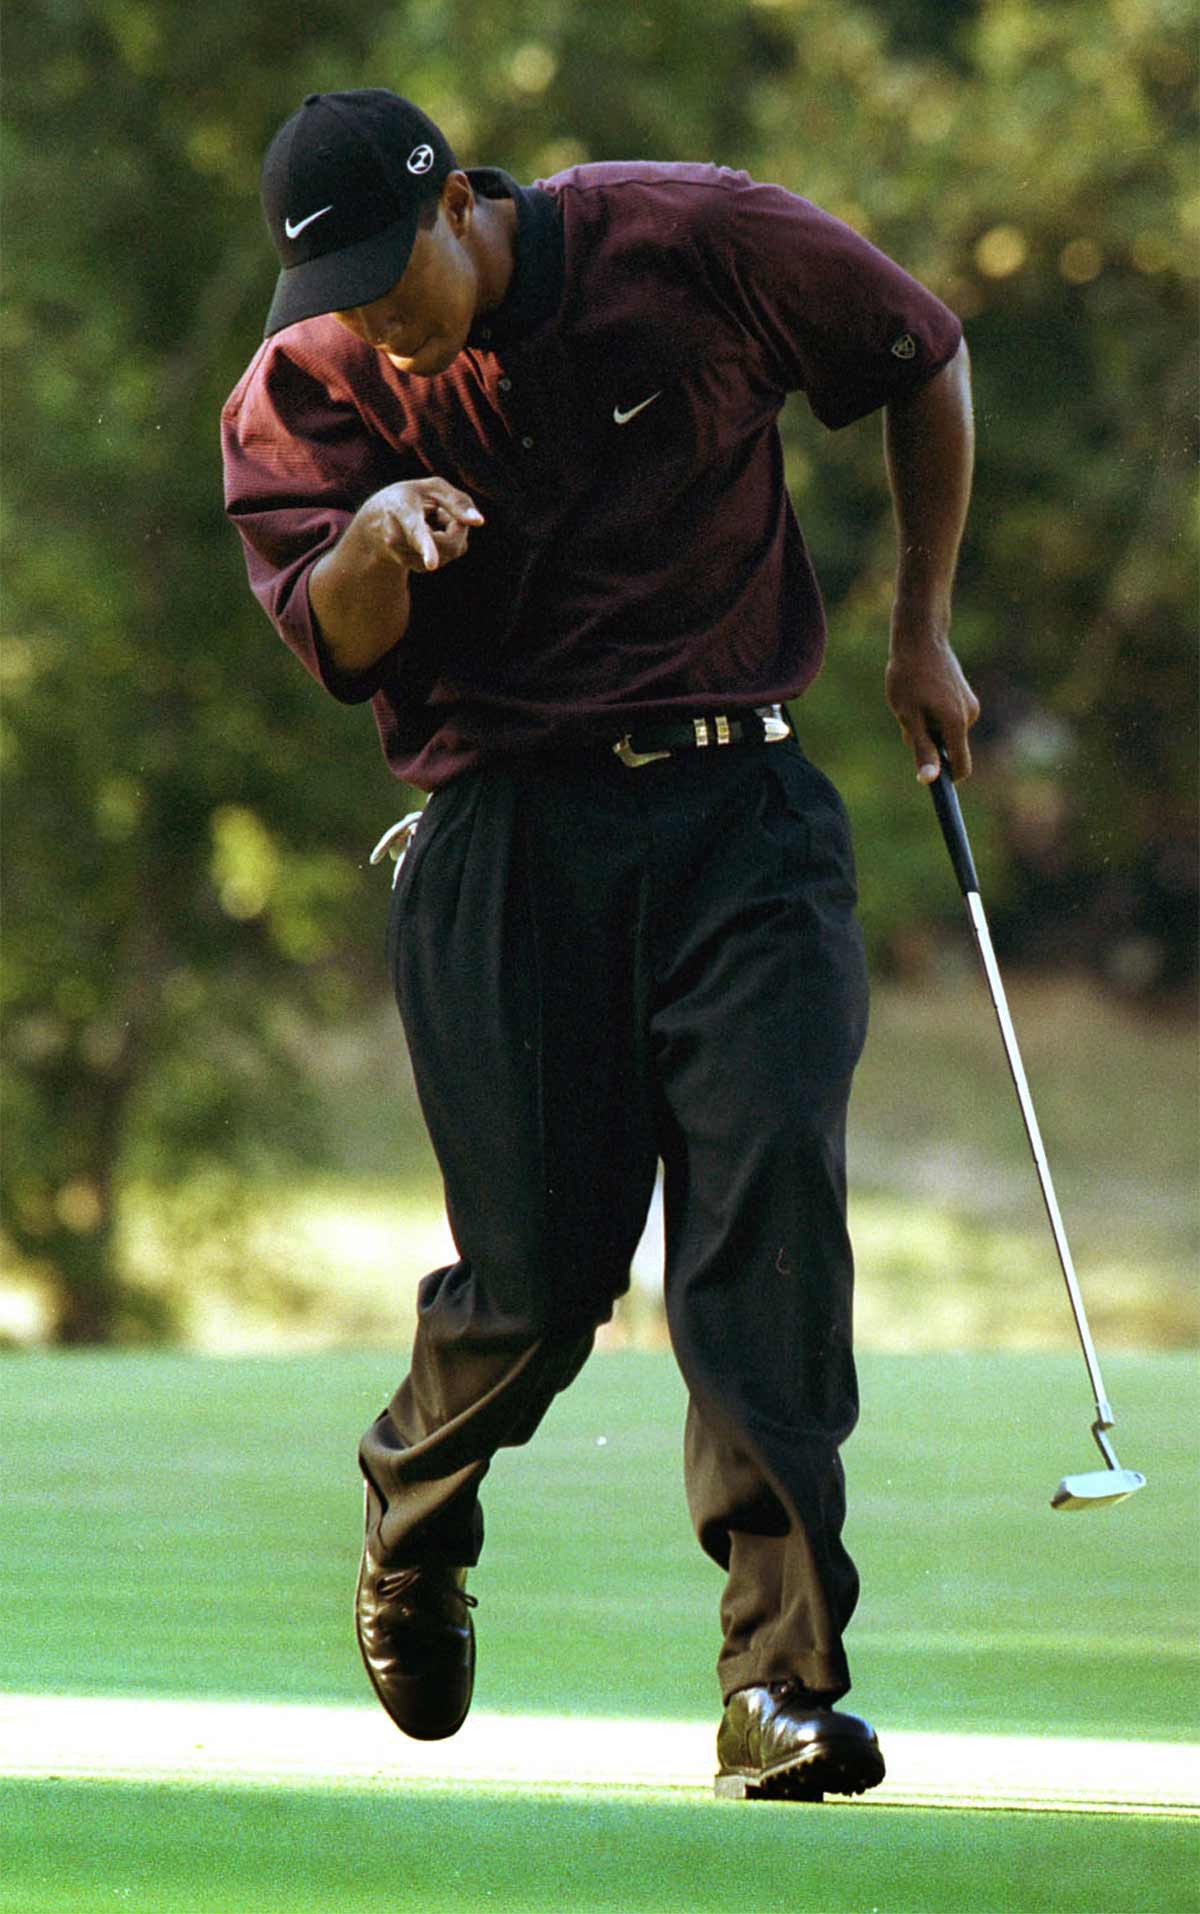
[929,763,1117,1457]
[961,887,1114,1435]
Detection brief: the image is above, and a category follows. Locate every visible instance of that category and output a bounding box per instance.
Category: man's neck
[473,192,520,317]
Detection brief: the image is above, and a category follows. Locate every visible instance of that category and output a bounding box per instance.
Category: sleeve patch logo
[890,333,918,360]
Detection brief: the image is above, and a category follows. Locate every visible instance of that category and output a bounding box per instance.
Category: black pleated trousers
[359,737,869,1701]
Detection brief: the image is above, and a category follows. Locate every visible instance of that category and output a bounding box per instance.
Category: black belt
[611,704,789,768]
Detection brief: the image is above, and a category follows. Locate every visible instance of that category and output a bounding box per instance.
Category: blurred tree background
[2,0,1196,1344]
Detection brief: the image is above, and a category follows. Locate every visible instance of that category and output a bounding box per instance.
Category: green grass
[2,1349,1196,1740]
[3,1780,1198,1914]
[852,977,1197,1255]
[845,976,1199,1351]
[3,1349,1197,1914]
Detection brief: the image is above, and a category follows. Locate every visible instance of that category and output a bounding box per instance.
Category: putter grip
[929,751,979,895]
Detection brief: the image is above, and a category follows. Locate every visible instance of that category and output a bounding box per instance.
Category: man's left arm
[882,338,980,782]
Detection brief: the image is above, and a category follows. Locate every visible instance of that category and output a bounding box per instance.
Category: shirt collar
[465,169,564,351]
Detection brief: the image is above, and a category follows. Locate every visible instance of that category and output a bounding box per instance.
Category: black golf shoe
[355,1483,477,1741]
[714,1682,885,1801]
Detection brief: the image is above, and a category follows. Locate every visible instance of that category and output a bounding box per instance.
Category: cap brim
[263,213,419,337]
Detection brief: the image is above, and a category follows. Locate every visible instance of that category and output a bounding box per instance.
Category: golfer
[222,88,978,1801]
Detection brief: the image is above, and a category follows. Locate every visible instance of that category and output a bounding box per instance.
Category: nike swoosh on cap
[613,392,663,426]
[284,204,335,239]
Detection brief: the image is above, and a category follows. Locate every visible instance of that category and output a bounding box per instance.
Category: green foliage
[2,0,1195,1339]
[3,3,391,1335]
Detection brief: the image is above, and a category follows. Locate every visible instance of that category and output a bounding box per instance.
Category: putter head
[1051,1468,1147,1511]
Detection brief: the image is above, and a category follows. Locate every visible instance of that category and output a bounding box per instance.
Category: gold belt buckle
[614,734,672,768]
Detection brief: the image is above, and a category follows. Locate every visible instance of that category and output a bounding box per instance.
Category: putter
[928,751,1146,1511]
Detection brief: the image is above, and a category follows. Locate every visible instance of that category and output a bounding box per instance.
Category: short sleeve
[701,178,963,429]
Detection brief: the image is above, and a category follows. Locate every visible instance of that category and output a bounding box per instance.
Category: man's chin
[386,338,462,378]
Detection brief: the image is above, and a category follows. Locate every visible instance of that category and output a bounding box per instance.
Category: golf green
[4,1349,1196,1912]
[3,1778,1198,1914]
[2,1348,1194,1739]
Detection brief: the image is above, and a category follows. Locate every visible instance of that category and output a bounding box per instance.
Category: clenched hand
[885,623,980,784]
[360,478,485,574]
[309,476,484,675]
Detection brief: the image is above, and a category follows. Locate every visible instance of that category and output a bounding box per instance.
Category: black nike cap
[260,90,458,337]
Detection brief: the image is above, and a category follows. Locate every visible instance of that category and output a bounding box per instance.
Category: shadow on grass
[5,1779,1198,1914]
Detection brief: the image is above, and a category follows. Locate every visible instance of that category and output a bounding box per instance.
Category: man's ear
[440,170,475,233]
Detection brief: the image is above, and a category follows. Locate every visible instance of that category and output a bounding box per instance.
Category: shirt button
[498,377,512,393]
[521,435,535,450]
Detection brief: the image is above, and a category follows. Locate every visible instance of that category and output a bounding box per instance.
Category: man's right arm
[308,477,485,676]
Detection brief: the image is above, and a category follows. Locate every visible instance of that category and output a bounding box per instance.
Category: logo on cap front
[284,203,334,240]
[890,333,917,360]
[407,144,435,175]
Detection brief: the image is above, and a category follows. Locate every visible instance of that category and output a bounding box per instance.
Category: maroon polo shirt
[222,163,961,790]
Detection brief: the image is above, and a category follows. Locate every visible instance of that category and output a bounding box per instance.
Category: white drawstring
[369,811,424,889]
